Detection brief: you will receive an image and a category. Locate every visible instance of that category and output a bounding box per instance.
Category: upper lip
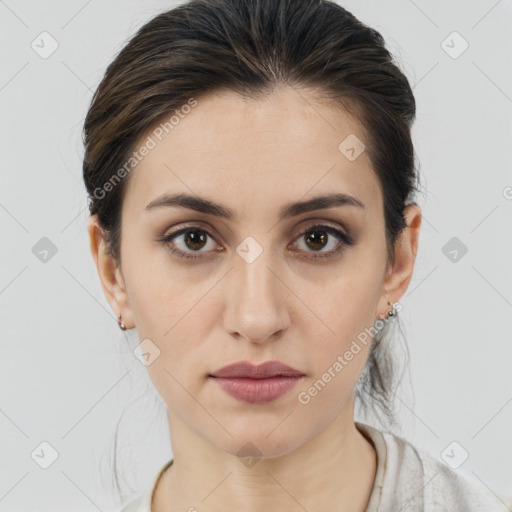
[209,360,305,379]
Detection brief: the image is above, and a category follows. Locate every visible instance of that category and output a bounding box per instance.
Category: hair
[82,0,421,501]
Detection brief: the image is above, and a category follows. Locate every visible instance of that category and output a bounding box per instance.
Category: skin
[87,85,421,511]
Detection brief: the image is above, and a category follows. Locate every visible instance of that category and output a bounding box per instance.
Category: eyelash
[158,223,355,262]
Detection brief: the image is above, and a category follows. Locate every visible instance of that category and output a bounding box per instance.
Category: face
[89,85,419,459]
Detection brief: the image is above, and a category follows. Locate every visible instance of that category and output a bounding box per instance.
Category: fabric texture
[114,421,501,511]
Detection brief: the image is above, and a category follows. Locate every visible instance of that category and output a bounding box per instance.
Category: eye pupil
[185,230,207,250]
[305,230,328,251]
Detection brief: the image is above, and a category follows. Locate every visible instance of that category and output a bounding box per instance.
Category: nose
[223,248,289,344]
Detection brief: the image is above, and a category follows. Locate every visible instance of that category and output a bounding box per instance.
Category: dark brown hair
[83,0,420,500]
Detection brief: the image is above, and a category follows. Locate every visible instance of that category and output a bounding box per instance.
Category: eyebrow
[144,191,365,220]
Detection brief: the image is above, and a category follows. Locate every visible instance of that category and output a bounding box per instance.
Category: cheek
[299,259,383,387]
[307,266,382,343]
[123,241,202,333]
[296,310,374,417]
[125,260,217,382]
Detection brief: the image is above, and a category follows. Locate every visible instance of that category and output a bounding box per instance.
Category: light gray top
[114,421,501,511]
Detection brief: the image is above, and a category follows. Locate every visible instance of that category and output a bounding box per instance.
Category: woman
[83,0,500,510]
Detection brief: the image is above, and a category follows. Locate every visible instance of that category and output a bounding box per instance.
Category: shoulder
[380,427,502,511]
[111,458,174,512]
[111,489,149,512]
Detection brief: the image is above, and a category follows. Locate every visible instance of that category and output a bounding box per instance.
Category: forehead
[123,86,382,221]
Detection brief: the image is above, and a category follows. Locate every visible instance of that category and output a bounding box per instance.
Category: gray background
[1,0,511,510]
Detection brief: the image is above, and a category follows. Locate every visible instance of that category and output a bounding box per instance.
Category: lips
[209,361,306,403]
[209,360,305,379]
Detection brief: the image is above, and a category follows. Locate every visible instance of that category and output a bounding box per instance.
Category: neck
[153,397,377,512]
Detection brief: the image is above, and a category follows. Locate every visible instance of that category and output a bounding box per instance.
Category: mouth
[208,360,305,403]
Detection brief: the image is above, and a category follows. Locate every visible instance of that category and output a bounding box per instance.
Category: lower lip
[210,376,304,403]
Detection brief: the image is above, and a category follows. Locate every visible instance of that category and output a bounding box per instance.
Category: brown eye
[160,226,219,260]
[304,230,329,251]
[159,223,355,262]
[292,224,355,260]
[182,229,208,251]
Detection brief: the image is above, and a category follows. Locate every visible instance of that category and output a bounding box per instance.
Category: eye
[159,226,221,261]
[159,223,355,262]
[290,224,355,260]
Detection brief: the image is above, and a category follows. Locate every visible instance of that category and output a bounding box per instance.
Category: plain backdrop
[1,0,511,510]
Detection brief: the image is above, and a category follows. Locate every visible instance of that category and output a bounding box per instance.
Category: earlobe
[377,204,422,318]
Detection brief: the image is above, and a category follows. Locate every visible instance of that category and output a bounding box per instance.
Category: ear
[376,204,422,319]
[86,215,134,329]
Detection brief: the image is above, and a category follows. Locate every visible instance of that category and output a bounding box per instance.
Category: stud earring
[378,299,397,320]
[118,314,127,330]
[386,299,397,318]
